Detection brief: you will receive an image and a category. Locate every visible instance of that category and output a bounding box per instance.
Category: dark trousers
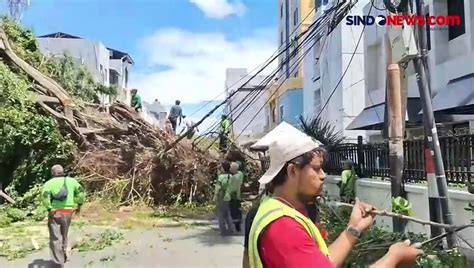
[219,134,229,152]
[229,198,242,232]
[169,118,177,131]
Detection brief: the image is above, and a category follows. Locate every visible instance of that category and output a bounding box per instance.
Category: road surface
[0,223,244,268]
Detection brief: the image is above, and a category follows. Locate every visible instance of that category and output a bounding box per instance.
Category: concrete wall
[38,38,110,85]
[324,176,474,248]
[278,88,303,126]
[38,37,112,104]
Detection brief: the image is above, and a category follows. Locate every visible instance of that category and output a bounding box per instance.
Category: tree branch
[334,201,474,230]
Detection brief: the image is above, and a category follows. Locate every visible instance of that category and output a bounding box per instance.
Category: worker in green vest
[340,159,357,203]
[247,136,423,268]
[42,164,85,267]
[130,89,142,112]
[219,114,231,153]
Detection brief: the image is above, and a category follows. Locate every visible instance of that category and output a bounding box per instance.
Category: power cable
[231,1,356,142]
[314,1,374,122]
[233,22,329,143]
[371,0,387,11]
[200,24,325,150]
[191,1,350,151]
[191,7,336,149]
[228,5,342,130]
[186,6,318,118]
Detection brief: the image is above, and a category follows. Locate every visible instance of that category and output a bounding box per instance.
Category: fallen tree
[0,18,219,205]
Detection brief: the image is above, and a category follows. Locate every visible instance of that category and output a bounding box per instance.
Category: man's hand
[348,198,375,232]
[371,240,424,268]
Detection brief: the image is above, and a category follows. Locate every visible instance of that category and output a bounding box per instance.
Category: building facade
[37,32,133,105]
[303,0,369,142]
[225,68,269,144]
[266,0,316,130]
[348,0,474,141]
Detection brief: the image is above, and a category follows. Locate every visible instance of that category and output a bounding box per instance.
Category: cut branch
[0,28,75,122]
[0,190,15,204]
[334,201,474,230]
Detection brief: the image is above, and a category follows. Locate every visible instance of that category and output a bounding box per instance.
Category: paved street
[0,223,244,268]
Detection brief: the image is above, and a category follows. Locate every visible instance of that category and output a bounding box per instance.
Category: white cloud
[131,27,276,105]
[189,0,246,19]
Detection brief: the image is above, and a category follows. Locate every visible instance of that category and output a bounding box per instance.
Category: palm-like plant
[298,115,345,150]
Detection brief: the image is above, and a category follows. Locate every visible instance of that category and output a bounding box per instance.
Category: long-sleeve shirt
[42,176,85,211]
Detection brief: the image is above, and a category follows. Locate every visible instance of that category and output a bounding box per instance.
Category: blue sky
[5,0,277,107]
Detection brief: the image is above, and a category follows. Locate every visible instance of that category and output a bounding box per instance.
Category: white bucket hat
[258,134,320,184]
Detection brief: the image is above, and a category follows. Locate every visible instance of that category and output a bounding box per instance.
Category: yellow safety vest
[248,197,330,268]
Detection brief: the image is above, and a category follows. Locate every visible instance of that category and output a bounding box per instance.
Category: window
[125,68,129,87]
[280,3,283,18]
[366,43,381,92]
[272,106,277,122]
[279,105,284,121]
[293,8,298,26]
[316,0,322,9]
[448,0,465,40]
[294,69,298,77]
[280,31,284,45]
[314,89,321,113]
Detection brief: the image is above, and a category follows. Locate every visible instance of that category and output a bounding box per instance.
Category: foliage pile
[73,230,124,252]
[320,204,468,267]
[0,17,220,208]
[0,59,75,196]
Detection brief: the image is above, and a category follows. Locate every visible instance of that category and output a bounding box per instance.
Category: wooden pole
[385,32,406,232]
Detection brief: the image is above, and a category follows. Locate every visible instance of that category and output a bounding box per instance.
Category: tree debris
[0,23,219,205]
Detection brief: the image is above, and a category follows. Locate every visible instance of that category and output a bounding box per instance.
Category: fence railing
[325,135,474,184]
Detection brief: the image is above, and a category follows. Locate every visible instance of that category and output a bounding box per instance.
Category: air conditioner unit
[388,21,418,63]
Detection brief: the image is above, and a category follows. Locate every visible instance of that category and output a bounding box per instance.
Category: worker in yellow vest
[247,136,423,268]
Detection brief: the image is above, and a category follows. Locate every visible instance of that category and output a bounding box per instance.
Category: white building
[225,68,269,144]
[347,0,474,141]
[303,0,369,142]
[37,32,134,105]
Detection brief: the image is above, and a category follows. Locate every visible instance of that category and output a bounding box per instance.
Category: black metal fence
[325,135,474,184]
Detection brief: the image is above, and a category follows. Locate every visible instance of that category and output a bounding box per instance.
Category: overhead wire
[232,1,357,142]
[185,6,319,118]
[189,1,354,152]
[233,20,329,143]
[227,4,344,134]
[197,7,339,149]
[314,1,374,122]
[192,6,337,149]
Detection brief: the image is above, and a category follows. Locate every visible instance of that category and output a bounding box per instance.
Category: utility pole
[413,0,442,240]
[413,0,456,247]
[385,32,405,232]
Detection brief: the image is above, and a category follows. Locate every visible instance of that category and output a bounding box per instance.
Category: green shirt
[340,169,356,198]
[214,173,232,202]
[131,94,142,108]
[229,171,244,200]
[220,119,231,135]
[42,176,85,210]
